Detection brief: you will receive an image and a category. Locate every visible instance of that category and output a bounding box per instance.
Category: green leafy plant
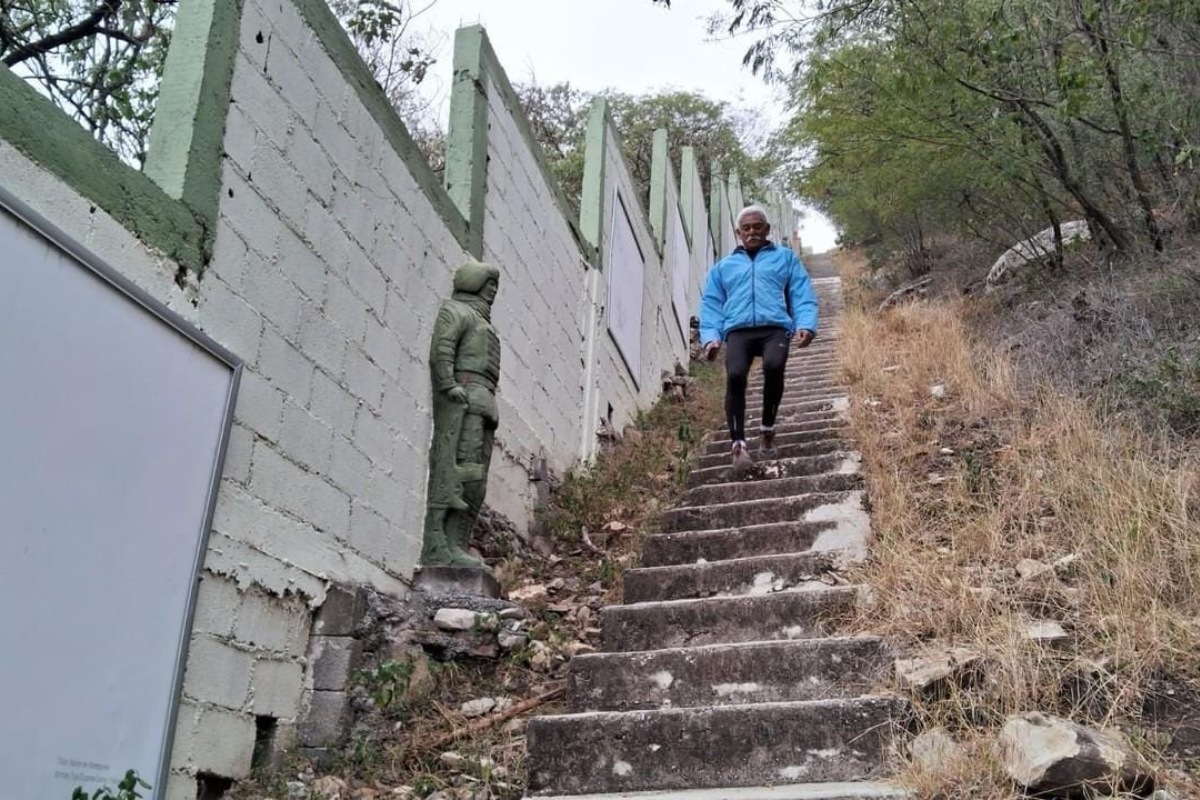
[356,656,416,711]
[71,769,149,800]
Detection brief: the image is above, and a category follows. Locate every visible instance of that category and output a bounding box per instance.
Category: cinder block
[233,370,284,442]
[308,369,358,433]
[348,501,390,563]
[344,347,386,410]
[248,442,310,520]
[182,635,253,710]
[221,423,254,485]
[303,475,350,539]
[312,583,367,636]
[191,572,242,639]
[324,278,368,344]
[190,706,256,779]
[257,328,314,402]
[198,275,263,365]
[296,302,349,377]
[233,587,300,653]
[164,770,199,800]
[251,658,305,719]
[277,227,328,304]
[329,435,371,498]
[352,406,392,465]
[299,690,353,748]
[279,398,334,474]
[309,635,363,691]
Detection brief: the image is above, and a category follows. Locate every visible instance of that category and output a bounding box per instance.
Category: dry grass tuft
[838,254,1200,797]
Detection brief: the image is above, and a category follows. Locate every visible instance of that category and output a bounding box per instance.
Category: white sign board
[606,191,645,386]
[669,205,690,344]
[0,190,240,800]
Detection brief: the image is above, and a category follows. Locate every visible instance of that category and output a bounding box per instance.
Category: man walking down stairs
[523,276,907,800]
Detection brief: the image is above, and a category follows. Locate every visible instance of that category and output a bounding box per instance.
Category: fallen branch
[426,686,564,751]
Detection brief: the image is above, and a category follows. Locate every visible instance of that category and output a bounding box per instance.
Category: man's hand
[795,330,814,348]
[704,341,721,361]
[445,385,468,404]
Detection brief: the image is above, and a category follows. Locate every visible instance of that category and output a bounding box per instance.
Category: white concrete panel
[669,204,690,344]
[606,190,645,387]
[0,198,236,799]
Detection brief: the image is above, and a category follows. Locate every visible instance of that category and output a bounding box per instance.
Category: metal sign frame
[0,182,242,800]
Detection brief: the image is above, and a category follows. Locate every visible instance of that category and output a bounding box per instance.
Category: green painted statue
[421,260,502,569]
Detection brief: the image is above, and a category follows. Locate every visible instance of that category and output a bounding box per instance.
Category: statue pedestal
[415,565,501,598]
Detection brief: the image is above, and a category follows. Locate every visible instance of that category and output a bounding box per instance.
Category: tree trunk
[1014,99,1131,250]
[1077,0,1164,250]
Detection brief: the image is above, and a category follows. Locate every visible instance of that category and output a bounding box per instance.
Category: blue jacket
[699,242,818,345]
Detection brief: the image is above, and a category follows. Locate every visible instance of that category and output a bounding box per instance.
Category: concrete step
[647,492,871,565]
[687,450,854,489]
[601,586,861,651]
[707,418,848,447]
[746,381,844,396]
[703,425,848,456]
[526,783,909,800]
[525,695,905,795]
[623,551,844,603]
[642,519,840,567]
[566,636,893,711]
[683,460,860,506]
[662,486,861,532]
[692,437,849,472]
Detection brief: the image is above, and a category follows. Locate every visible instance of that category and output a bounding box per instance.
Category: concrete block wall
[0,0,761,794]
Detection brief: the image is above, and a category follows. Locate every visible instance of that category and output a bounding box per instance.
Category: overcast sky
[410,0,839,253]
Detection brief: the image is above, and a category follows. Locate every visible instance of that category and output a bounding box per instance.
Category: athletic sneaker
[731,440,755,478]
[759,426,778,460]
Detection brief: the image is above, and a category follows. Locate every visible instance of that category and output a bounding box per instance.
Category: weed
[357,656,416,713]
[72,771,149,800]
[834,250,1200,797]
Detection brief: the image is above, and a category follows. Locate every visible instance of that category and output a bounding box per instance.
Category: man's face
[481,278,499,305]
[737,213,769,250]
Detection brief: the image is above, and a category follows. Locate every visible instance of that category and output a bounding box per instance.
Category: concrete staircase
[526,278,906,800]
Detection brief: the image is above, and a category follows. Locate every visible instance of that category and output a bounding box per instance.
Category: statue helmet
[453,260,500,293]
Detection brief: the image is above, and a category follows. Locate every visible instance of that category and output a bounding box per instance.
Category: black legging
[725,326,791,443]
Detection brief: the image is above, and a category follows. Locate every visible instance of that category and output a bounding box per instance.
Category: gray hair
[736,204,770,228]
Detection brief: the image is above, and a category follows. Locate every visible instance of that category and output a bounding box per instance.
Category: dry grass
[837,252,1200,797]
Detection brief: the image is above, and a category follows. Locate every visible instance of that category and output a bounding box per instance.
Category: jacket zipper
[749,251,757,327]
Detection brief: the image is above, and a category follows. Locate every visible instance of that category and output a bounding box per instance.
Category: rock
[566,641,597,657]
[498,632,527,651]
[494,696,515,713]
[497,606,525,620]
[287,781,309,800]
[930,384,947,399]
[878,275,933,311]
[509,584,549,606]
[460,697,497,718]
[603,521,628,533]
[1017,558,1058,585]
[986,220,1091,287]
[529,640,553,672]
[998,712,1152,795]
[1023,620,1069,647]
[1053,553,1080,578]
[894,647,983,693]
[547,577,567,593]
[910,727,965,773]
[313,776,348,799]
[434,608,499,632]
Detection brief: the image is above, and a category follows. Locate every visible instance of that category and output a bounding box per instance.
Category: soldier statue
[421,260,502,569]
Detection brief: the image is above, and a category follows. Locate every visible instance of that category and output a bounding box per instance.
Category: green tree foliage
[513,81,775,210]
[1,0,440,168]
[1,0,174,167]
[720,0,1200,266]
